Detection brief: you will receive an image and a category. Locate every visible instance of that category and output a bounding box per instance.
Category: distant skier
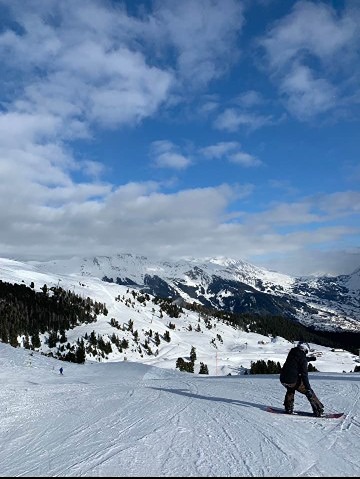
[280,341,324,416]
[59,367,64,375]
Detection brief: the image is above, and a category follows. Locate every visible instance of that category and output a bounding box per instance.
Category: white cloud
[0,112,61,146]
[198,100,219,115]
[235,90,263,107]
[260,1,355,71]
[248,192,360,227]
[317,191,360,215]
[214,108,273,132]
[149,0,245,87]
[0,157,357,275]
[200,142,240,159]
[154,152,191,170]
[81,160,107,180]
[200,142,262,167]
[281,64,337,119]
[258,0,360,120]
[0,1,174,135]
[257,247,360,277]
[229,152,262,167]
[150,141,191,170]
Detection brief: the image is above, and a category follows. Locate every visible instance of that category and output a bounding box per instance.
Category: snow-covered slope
[1,341,359,477]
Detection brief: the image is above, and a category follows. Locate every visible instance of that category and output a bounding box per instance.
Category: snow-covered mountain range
[28,253,360,333]
[0,256,359,375]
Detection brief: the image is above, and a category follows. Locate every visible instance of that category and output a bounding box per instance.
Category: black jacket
[280,346,311,390]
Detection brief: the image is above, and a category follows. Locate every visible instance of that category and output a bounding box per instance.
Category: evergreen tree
[48,330,59,348]
[23,334,31,349]
[176,357,194,373]
[59,330,67,344]
[32,332,41,349]
[199,362,209,374]
[163,330,171,342]
[9,329,19,348]
[76,340,86,364]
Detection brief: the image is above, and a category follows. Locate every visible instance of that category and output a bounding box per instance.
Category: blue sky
[0,0,359,276]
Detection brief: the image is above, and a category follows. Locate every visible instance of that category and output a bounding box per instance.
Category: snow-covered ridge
[24,253,360,332]
[2,253,360,333]
[28,253,295,290]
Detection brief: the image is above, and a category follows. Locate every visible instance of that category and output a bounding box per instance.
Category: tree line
[185,301,358,355]
[0,280,106,352]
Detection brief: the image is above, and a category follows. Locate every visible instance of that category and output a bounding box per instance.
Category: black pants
[281,378,323,414]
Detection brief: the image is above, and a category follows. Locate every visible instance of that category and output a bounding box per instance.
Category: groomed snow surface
[0,342,359,477]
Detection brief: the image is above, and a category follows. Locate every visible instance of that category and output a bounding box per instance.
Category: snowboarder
[59,367,63,375]
[280,341,324,417]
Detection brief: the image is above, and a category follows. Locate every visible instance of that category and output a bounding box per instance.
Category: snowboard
[266,406,344,419]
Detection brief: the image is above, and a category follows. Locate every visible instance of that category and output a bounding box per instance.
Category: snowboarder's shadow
[149,386,266,411]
